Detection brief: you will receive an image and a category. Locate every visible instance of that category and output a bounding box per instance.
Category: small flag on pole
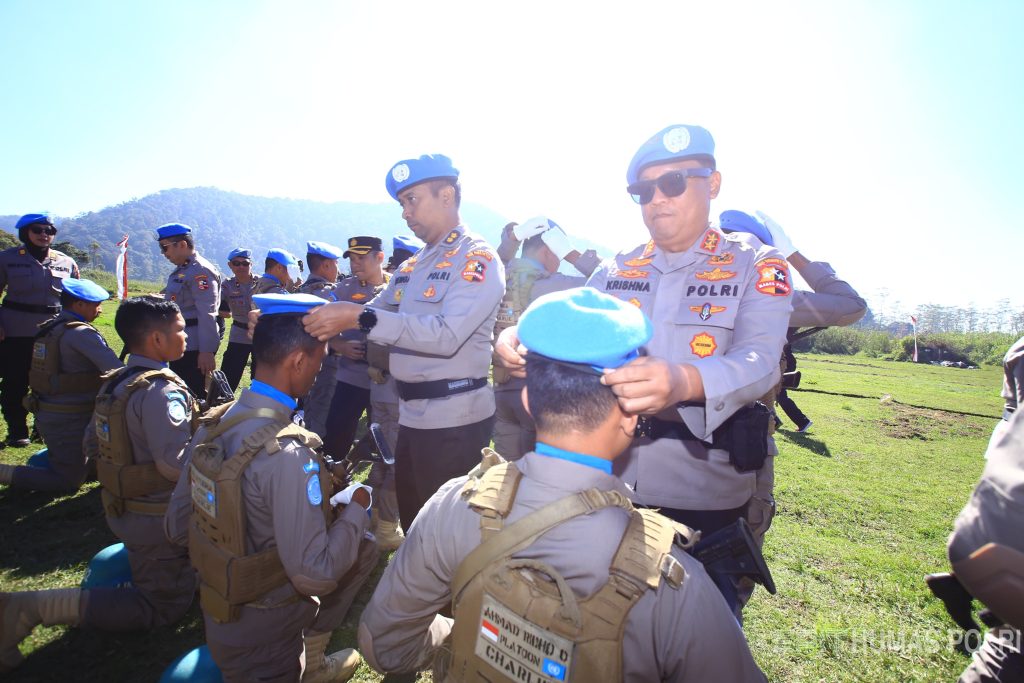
[910,315,919,362]
[115,235,129,300]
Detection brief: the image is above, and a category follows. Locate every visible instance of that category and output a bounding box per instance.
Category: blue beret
[626,125,715,185]
[253,293,326,316]
[385,154,459,201]
[159,645,222,683]
[392,234,423,254]
[519,287,653,371]
[81,543,133,589]
[719,210,774,246]
[16,213,53,229]
[227,248,252,261]
[62,277,110,303]
[307,241,344,260]
[266,248,298,266]
[155,223,192,241]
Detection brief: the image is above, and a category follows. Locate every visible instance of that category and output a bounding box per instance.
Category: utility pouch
[715,402,771,473]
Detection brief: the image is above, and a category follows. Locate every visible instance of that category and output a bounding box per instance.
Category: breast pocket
[165,279,184,303]
[674,297,740,360]
[414,275,454,304]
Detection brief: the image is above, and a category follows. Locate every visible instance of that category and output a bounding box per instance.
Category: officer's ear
[709,170,722,199]
[520,386,532,417]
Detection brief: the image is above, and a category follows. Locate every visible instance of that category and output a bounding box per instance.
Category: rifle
[925,572,1001,653]
[321,422,395,490]
[690,518,776,613]
[199,370,234,413]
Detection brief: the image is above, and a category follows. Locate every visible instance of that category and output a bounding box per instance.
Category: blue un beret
[227,248,252,261]
[307,241,344,260]
[81,543,133,589]
[16,213,53,230]
[62,278,110,303]
[626,124,716,185]
[719,210,774,246]
[155,223,193,241]
[385,154,459,201]
[253,293,326,316]
[392,234,423,254]
[266,248,298,266]
[519,287,653,371]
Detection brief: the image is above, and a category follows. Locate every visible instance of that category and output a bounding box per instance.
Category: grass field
[0,319,1005,681]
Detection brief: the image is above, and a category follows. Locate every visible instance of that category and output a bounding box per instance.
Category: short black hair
[525,355,618,434]
[115,296,181,352]
[428,178,462,209]
[265,257,285,272]
[306,253,330,273]
[252,314,323,367]
[522,234,547,257]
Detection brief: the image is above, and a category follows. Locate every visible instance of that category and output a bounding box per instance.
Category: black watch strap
[358,306,378,334]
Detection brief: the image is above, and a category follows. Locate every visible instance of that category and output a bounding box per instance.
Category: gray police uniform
[252,273,288,295]
[367,225,504,529]
[587,228,791,523]
[163,253,222,398]
[165,388,378,682]
[80,354,198,630]
[298,274,341,441]
[988,336,1024,449]
[358,452,766,681]
[15,311,122,492]
[366,359,400,525]
[218,275,256,392]
[0,245,79,441]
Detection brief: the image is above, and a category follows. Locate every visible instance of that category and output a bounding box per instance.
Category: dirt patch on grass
[879,403,989,440]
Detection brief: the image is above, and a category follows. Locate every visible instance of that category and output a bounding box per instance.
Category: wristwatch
[358,306,378,334]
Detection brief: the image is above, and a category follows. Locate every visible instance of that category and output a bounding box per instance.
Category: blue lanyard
[65,311,85,322]
[535,441,612,474]
[249,380,297,410]
[264,274,282,285]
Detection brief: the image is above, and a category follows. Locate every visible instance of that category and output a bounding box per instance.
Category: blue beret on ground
[81,543,134,589]
[266,248,298,266]
[392,234,423,254]
[16,213,53,229]
[719,210,774,246]
[253,293,326,316]
[159,645,224,683]
[155,223,193,241]
[385,154,459,200]
[307,241,345,260]
[227,248,252,261]
[626,124,716,185]
[519,287,653,371]
[62,277,110,302]
[27,448,49,468]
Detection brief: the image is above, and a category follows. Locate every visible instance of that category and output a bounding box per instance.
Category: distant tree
[0,229,19,250]
[53,240,89,265]
[89,240,103,270]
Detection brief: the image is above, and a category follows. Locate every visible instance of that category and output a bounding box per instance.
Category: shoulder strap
[451,488,634,604]
[608,509,687,594]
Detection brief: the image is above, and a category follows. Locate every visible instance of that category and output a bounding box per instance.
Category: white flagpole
[115,235,129,300]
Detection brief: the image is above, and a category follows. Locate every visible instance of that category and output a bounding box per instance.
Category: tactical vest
[493,260,544,385]
[187,407,335,623]
[94,367,199,518]
[27,319,104,405]
[439,451,693,683]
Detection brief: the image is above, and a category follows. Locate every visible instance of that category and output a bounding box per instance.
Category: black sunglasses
[159,240,182,253]
[627,168,713,205]
[229,260,251,267]
[29,225,58,236]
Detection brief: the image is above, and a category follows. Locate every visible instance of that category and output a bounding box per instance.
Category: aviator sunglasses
[229,260,251,267]
[159,240,183,253]
[627,168,713,205]
[29,224,58,236]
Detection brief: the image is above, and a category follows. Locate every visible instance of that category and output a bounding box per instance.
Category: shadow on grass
[780,431,832,458]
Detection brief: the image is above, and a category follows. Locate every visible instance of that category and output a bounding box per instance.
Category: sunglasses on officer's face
[627,168,714,205]
[229,260,251,267]
[29,225,58,236]
[159,240,182,253]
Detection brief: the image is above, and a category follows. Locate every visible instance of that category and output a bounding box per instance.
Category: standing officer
[253,248,299,295]
[0,297,198,675]
[2,278,122,492]
[157,223,222,400]
[358,288,766,681]
[491,216,601,459]
[299,241,345,438]
[321,236,386,457]
[218,248,256,392]
[386,235,422,273]
[302,154,505,531]
[0,213,79,447]
[166,293,378,683]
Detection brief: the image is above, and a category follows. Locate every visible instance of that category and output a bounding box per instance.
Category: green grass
[0,351,1003,681]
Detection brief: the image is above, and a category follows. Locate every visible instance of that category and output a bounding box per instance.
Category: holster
[714,402,771,473]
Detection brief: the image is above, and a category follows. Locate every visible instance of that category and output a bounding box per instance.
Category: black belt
[184,318,199,327]
[232,321,250,330]
[396,377,488,401]
[636,416,705,443]
[2,300,60,314]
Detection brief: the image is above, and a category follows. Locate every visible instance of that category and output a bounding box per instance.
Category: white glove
[541,226,574,260]
[329,482,373,509]
[513,216,550,241]
[755,210,798,258]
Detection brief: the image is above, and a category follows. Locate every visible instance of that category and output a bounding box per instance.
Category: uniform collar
[516,451,629,496]
[430,225,464,249]
[62,310,86,323]
[693,226,725,256]
[238,387,296,417]
[126,353,168,370]
[263,273,282,285]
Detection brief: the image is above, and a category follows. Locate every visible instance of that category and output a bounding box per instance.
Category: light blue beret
[253,293,326,316]
[306,241,344,260]
[227,248,252,260]
[81,543,133,589]
[519,287,652,371]
[626,124,716,185]
[155,223,192,241]
[16,213,53,229]
[62,277,110,303]
[392,234,423,254]
[159,645,222,683]
[385,154,459,200]
[719,210,774,246]
[266,248,298,266]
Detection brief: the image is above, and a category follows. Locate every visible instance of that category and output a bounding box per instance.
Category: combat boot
[0,587,81,672]
[303,630,361,682]
[374,518,404,552]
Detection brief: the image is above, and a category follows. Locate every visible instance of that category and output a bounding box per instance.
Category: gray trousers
[11,410,91,493]
[491,388,534,461]
[366,397,400,523]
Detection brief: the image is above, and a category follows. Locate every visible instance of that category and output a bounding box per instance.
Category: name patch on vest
[475,594,574,682]
[190,466,218,518]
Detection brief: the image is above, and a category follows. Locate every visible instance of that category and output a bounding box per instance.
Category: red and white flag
[115,234,129,300]
[910,315,919,362]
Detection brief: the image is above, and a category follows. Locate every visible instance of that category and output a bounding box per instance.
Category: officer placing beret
[157,223,223,400]
[218,248,256,392]
[0,213,80,446]
[359,287,766,681]
[303,154,505,532]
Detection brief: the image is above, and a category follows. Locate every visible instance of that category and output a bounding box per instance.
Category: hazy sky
[1,0,1020,315]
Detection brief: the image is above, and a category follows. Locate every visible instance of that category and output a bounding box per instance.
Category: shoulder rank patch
[462,260,486,282]
[690,332,718,358]
[351,292,368,301]
[641,240,656,258]
[624,256,653,267]
[690,303,727,320]
[708,252,735,266]
[306,475,323,506]
[695,268,736,281]
[443,230,460,245]
[700,231,720,253]
[399,257,418,274]
[435,260,452,269]
[754,258,791,296]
